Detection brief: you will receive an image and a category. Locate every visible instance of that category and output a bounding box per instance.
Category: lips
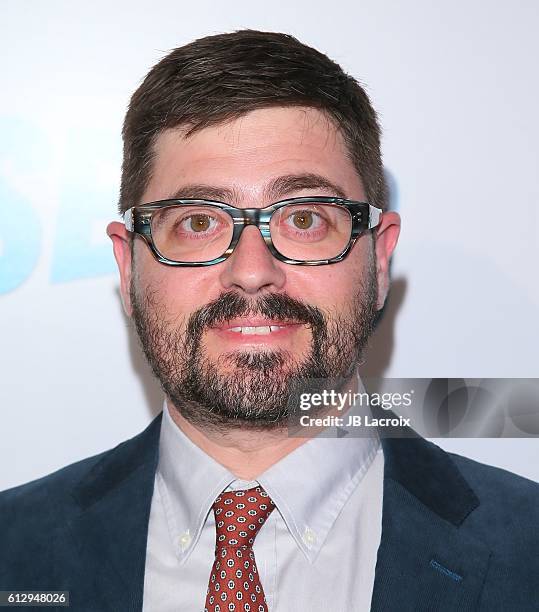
[211,319,302,335]
[227,325,287,335]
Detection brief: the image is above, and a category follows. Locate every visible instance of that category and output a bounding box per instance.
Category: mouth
[210,318,304,341]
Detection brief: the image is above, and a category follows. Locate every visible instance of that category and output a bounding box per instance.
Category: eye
[177,212,221,235]
[291,210,314,229]
[285,209,324,231]
[188,213,213,232]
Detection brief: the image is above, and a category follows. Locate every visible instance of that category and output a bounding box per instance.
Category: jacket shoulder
[0,413,162,523]
[0,447,113,532]
[0,415,162,586]
[449,451,539,508]
[0,447,110,586]
[448,451,539,548]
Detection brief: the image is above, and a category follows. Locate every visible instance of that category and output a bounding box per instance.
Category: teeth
[227,325,285,334]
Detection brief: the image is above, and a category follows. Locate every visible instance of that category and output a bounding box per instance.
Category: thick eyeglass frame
[124,196,383,266]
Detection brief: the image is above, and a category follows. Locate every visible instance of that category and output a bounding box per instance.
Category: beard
[130,255,379,431]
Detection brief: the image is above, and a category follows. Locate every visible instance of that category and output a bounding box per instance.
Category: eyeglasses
[124,196,382,266]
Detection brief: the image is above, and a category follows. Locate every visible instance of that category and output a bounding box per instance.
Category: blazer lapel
[59,414,162,612]
[371,431,491,611]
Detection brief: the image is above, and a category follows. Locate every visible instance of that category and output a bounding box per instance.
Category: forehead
[142,107,365,204]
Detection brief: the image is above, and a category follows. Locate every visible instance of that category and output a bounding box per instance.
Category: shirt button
[302,527,317,546]
[177,531,192,552]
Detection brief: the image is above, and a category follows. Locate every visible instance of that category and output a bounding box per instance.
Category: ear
[107,221,134,317]
[373,211,401,310]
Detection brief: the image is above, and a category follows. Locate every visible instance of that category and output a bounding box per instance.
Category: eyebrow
[264,173,347,200]
[165,173,347,204]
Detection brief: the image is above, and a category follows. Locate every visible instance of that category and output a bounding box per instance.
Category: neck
[166,371,359,480]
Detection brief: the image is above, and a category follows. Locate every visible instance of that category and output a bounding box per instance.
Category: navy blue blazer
[1,412,538,611]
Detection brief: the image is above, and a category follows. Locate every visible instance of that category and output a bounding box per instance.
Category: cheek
[134,243,222,316]
[132,246,180,311]
[153,276,208,320]
[290,243,369,311]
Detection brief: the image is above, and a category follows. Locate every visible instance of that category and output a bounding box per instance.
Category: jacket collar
[380,429,479,526]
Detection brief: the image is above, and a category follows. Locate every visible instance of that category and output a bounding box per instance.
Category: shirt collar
[156,403,236,562]
[157,372,380,564]
[257,374,380,562]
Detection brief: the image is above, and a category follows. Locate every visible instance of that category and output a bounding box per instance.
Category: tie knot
[213,486,275,549]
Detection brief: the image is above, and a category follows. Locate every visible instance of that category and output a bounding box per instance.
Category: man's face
[110,107,400,430]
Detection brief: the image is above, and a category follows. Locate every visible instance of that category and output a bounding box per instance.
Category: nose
[218,225,286,295]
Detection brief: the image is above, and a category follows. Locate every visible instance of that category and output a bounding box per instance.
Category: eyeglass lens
[150,203,353,263]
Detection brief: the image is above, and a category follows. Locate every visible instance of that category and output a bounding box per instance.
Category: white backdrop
[1,0,538,491]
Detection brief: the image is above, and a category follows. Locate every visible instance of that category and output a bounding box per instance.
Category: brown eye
[190,214,211,232]
[292,211,313,229]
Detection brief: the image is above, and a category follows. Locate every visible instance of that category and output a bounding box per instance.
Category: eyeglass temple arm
[124,208,134,232]
[368,205,383,229]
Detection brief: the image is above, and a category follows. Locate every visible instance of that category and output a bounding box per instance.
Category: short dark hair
[119,29,387,214]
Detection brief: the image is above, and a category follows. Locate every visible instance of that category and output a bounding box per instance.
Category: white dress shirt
[143,379,384,611]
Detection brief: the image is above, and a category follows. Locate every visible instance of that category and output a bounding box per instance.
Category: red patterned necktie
[204,485,275,612]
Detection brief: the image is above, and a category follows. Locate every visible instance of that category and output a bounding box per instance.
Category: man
[1,30,538,612]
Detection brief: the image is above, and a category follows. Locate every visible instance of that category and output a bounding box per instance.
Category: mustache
[186,291,326,337]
